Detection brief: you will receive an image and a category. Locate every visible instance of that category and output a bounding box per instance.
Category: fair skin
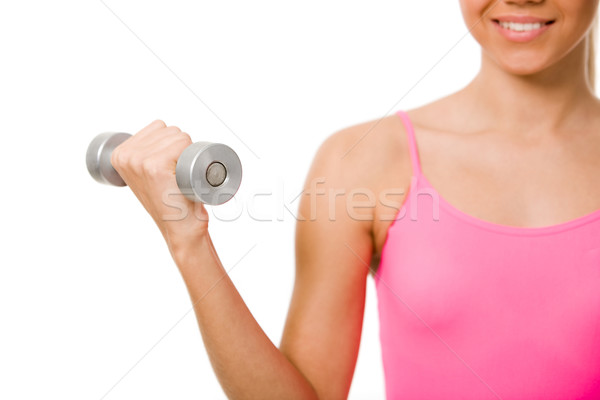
[110,0,600,398]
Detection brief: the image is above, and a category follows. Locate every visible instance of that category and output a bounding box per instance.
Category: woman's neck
[460,40,599,137]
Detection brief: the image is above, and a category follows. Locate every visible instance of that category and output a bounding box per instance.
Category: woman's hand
[110,119,209,255]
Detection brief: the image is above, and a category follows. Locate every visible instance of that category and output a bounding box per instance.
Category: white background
[0,1,511,399]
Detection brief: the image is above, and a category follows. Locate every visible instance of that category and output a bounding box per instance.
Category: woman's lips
[493,14,555,24]
[491,19,555,43]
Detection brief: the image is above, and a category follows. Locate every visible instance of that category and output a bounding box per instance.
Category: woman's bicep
[279,131,374,399]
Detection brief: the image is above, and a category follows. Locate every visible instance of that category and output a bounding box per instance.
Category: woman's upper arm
[279,129,376,399]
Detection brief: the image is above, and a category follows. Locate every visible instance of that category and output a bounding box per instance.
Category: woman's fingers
[130,124,183,151]
[137,119,167,137]
[136,132,193,181]
[111,123,186,176]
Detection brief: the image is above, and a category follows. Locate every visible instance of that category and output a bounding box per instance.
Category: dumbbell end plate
[86,132,132,187]
[176,142,242,205]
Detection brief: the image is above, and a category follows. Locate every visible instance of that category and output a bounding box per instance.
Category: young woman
[110,0,600,398]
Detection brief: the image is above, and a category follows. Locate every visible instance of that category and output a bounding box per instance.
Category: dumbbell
[86,132,242,205]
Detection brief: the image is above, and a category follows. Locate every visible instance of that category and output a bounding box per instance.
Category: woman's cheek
[458,0,494,44]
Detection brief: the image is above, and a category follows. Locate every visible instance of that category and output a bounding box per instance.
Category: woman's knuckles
[141,157,170,180]
[113,133,190,168]
[147,119,167,131]
[110,127,197,197]
[164,125,181,134]
[179,132,192,145]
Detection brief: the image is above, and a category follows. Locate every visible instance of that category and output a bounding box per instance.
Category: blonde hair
[588,14,598,92]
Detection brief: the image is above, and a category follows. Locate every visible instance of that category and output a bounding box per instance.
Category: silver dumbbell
[86,132,242,205]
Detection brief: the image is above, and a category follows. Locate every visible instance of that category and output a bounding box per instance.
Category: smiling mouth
[492,19,555,32]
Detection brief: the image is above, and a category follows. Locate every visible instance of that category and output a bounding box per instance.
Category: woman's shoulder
[320,113,406,160]
[313,99,455,185]
[313,112,410,186]
[306,100,457,255]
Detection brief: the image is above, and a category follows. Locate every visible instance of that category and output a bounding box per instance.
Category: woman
[110,0,600,398]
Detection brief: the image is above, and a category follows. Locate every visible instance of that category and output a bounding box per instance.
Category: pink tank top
[375,110,600,399]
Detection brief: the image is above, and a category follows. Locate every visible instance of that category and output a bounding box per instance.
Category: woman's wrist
[166,228,212,267]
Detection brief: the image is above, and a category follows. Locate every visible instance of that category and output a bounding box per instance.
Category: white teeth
[499,21,543,31]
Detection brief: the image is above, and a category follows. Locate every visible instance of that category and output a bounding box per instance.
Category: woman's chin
[492,55,553,79]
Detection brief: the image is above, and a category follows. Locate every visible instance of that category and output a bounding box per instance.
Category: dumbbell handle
[86,132,242,205]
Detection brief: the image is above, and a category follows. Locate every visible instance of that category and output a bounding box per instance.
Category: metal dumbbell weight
[86,132,242,205]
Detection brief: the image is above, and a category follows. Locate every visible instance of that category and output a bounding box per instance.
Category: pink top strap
[396,110,422,176]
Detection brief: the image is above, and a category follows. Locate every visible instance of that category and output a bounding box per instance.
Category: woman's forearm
[170,234,318,400]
